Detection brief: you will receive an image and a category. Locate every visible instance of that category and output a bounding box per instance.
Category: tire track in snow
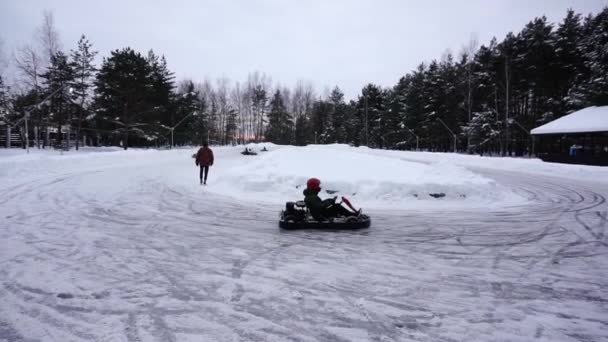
[2,157,608,341]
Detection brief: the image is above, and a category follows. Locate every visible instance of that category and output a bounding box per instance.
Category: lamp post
[381,130,412,150]
[23,84,73,154]
[400,124,420,151]
[437,117,457,153]
[508,118,535,157]
[167,110,199,148]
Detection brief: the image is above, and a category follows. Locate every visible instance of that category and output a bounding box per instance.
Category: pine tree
[10,91,36,147]
[397,65,427,148]
[384,87,408,148]
[322,86,347,143]
[0,75,11,131]
[251,85,268,142]
[357,84,385,147]
[294,115,308,146]
[190,91,209,145]
[554,10,584,114]
[461,109,501,155]
[175,80,204,146]
[70,34,97,150]
[147,52,175,128]
[310,100,331,144]
[516,17,557,125]
[576,8,608,106]
[94,48,156,149]
[265,90,292,144]
[40,51,76,147]
[0,75,7,115]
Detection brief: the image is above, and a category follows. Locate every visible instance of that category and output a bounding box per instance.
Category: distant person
[569,144,577,157]
[195,142,214,185]
[303,178,358,221]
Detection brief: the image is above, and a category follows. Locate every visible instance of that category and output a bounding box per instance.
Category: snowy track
[1,149,608,341]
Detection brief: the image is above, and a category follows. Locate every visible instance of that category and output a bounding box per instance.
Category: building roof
[531,106,608,135]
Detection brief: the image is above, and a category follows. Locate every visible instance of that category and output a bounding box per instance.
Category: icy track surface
[1,146,608,342]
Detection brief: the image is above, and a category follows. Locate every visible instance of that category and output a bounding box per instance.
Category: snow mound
[212,145,525,209]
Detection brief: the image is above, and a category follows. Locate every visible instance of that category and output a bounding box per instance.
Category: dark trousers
[200,165,209,184]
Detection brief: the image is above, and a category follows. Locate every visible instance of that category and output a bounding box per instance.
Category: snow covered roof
[531,106,608,135]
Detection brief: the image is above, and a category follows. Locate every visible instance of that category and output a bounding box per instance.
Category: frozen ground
[1,145,608,341]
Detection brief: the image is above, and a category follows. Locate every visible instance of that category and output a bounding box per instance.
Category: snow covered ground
[211,144,528,209]
[1,145,608,341]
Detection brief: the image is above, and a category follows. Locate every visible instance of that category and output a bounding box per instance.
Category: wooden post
[45,128,50,148]
[34,126,39,148]
[6,126,10,148]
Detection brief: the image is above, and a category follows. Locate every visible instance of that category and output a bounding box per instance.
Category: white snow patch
[531,105,608,134]
[211,145,526,209]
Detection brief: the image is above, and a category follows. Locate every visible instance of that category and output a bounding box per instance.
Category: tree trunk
[505,58,510,157]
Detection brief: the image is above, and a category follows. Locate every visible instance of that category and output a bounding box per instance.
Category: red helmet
[306,178,321,191]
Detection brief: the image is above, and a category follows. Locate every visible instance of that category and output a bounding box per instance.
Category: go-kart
[279,196,371,230]
[241,149,257,155]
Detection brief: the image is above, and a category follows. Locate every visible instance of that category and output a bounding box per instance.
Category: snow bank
[0,145,532,209]
[211,145,526,209]
[366,148,608,184]
[5,143,606,209]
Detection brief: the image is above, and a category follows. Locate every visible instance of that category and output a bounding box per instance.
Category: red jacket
[196,147,214,166]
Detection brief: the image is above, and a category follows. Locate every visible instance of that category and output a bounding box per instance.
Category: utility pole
[25,112,29,154]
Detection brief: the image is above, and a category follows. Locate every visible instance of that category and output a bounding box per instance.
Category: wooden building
[531,106,608,166]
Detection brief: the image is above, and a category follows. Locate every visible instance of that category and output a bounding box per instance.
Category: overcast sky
[1,0,607,99]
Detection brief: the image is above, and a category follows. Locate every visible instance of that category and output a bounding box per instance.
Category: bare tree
[0,36,8,75]
[230,82,247,143]
[280,85,292,115]
[291,81,304,118]
[461,34,478,121]
[14,45,42,91]
[302,81,315,118]
[216,77,230,144]
[246,71,272,142]
[37,10,62,64]
[460,33,478,152]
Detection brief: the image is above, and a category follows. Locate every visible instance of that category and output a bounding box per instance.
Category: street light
[23,84,73,154]
[437,118,457,153]
[166,110,200,148]
[508,118,535,156]
[400,123,420,151]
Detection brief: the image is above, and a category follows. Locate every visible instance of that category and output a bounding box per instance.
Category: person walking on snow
[303,178,358,221]
[195,142,214,185]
